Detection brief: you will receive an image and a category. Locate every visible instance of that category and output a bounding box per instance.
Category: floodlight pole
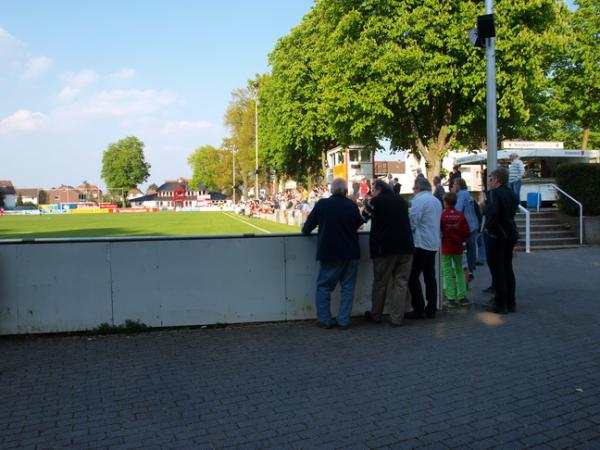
[232,151,236,204]
[255,97,259,200]
[485,0,498,173]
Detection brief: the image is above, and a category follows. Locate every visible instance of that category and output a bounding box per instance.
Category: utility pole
[485,0,498,173]
[255,97,259,201]
[232,151,236,204]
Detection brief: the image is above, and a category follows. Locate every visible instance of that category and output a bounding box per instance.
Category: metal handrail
[518,205,531,253]
[550,184,583,245]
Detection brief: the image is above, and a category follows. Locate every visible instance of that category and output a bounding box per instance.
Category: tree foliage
[550,0,600,149]
[101,136,151,194]
[262,0,569,178]
[188,145,232,191]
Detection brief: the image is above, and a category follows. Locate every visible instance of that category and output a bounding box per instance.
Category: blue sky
[0,0,314,189]
[1,1,576,190]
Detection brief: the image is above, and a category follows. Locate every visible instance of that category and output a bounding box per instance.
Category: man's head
[372,178,392,197]
[413,177,432,193]
[415,167,423,175]
[433,176,442,186]
[489,167,509,189]
[510,153,518,161]
[330,178,348,196]
[454,178,468,192]
[453,165,459,171]
[443,192,457,208]
[393,177,399,184]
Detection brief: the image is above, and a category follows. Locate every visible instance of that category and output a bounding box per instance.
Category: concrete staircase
[515,209,580,251]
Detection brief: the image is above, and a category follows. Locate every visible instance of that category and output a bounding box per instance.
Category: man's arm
[409,197,423,232]
[301,201,319,235]
[455,191,466,212]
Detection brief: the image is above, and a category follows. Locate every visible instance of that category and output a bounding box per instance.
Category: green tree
[262,0,567,178]
[101,136,151,199]
[16,193,23,206]
[0,189,5,208]
[188,145,229,191]
[551,0,599,149]
[147,183,159,193]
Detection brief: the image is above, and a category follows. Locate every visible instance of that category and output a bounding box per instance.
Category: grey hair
[373,178,391,192]
[330,178,348,195]
[414,177,432,192]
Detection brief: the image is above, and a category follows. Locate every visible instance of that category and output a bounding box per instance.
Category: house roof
[130,194,157,202]
[16,188,43,197]
[77,183,101,190]
[0,180,16,195]
[157,181,188,192]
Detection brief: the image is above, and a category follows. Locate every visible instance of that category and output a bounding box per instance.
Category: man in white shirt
[508,153,525,202]
[406,178,443,319]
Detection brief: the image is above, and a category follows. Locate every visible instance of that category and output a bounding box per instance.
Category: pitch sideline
[221,212,272,234]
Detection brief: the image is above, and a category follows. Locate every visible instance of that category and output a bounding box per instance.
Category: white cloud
[56,89,177,120]
[162,120,211,133]
[21,56,52,80]
[0,109,48,133]
[58,69,98,101]
[110,68,136,81]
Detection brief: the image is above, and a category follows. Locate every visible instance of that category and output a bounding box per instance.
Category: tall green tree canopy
[188,145,232,191]
[262,0,568,177]
[101,136,151,193]
[551,0,599,149]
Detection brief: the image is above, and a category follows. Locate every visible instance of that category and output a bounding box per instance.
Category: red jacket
[440,207,471,255]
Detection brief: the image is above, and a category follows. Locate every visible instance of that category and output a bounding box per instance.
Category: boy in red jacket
[440,192,471,308]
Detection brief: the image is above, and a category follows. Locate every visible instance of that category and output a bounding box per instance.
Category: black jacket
[302,195,364,262]
[368,190,415,258]
[485,185,519,242]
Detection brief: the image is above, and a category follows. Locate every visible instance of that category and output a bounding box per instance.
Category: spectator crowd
[298,167,520,329]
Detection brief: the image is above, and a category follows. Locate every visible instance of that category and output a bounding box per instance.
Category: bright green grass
[0,211,300,239]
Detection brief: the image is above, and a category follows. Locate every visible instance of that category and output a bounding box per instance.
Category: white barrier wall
[0,234,376,335]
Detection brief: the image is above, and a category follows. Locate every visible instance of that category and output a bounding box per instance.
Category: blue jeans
[466,230,479,272]
[315,259,358,327]
[476,231,486,264]
[510,180,522,203]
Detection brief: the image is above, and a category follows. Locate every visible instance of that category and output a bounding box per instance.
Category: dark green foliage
[93,319,150,335]
[555,163,600,216]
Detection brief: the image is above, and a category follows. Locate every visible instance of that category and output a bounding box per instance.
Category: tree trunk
[582,127,590,150]
[426,158,442,181]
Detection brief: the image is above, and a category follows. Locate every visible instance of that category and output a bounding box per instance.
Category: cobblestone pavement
[1,247,600,450]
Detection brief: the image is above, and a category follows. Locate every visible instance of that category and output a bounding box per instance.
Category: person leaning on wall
[362,179,415,327]
[301,178,365,330]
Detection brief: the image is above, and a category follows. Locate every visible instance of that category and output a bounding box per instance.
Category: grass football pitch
[0,211,300,239]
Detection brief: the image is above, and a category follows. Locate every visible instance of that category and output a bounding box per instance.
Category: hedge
[555,163,600,216]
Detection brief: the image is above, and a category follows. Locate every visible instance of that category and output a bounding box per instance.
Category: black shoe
[425,309,437,319]
[404,311,425,320]
[337,324,350,330]
[468,272,474,282]
[364,311,382,323]
[485,305,507,315]
[507,304,517,313]
[316,321,333,329]
[390,322,402,328]
[482,286,495,294]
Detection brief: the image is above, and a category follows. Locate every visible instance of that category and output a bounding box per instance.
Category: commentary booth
[455,141,600,206]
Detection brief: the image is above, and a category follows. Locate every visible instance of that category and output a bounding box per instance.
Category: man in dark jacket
[362,179,415,326]
[485,167,519,314]
[302,178,365,329]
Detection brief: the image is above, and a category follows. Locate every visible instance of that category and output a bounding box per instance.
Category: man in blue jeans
[302,178,364,330]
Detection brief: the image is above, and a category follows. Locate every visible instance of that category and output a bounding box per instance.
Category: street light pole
[485,0,498,173]
[255,97,259,200]
[232,150,236,204]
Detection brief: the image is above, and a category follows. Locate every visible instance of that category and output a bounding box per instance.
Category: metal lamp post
[255,97,259,200]
[485,0,498,173]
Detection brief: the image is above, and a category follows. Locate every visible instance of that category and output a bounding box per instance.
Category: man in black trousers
[485,168,519,314]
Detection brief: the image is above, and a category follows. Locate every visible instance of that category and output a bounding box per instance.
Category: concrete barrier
[0,234,376,335]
